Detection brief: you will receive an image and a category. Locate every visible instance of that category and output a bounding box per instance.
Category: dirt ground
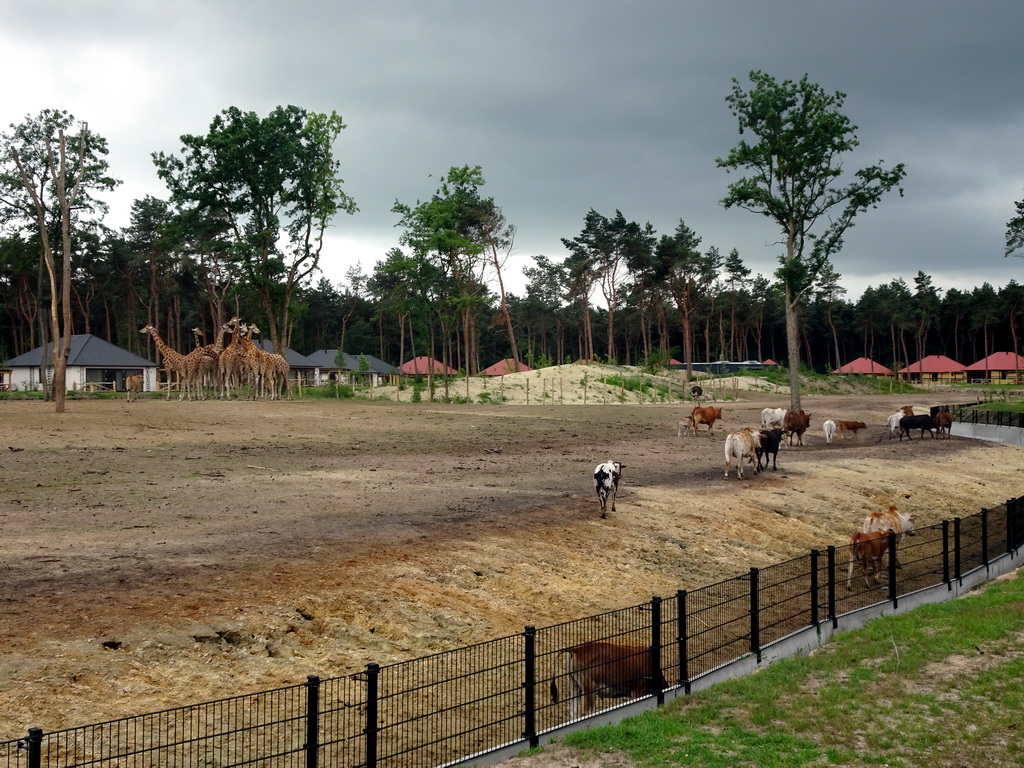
[1,375,1021,749]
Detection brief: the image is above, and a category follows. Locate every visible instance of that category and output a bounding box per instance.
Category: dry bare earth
[0,386,1020,742]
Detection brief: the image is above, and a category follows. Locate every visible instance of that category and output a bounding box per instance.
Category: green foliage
[304,384,354,399]
[410,381,424,403]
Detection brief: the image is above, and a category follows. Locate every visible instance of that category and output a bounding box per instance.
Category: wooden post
[526,379,530,405]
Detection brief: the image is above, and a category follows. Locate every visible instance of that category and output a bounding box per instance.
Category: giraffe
[236,322,269,399]
[192,326,228,399]
[140,325,195,401]
[219,317,246,399]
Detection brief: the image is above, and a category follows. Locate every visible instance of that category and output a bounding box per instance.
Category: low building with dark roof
[5,335,158,393]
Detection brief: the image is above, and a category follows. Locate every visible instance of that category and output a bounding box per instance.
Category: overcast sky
[3,0,1023,301]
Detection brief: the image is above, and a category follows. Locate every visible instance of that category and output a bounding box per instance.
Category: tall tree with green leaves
[814,259,846,371]
[153,105,356,353]
[0,109,119,412]
[561,209,655,363]
[393,166,512,374]
[656,219,718,379]
[717,71,906,410]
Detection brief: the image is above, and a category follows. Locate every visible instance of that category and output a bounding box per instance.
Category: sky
[3,0,1023,302]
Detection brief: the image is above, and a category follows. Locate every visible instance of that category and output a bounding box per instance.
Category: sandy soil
[0,372,1019,749]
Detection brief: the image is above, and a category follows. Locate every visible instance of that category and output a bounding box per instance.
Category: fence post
[22,728,42,768]
[364,663,380,768]
[523,626,538,748]
[676,590,689,692]
[954,518,963,586]
[942,519,951,590]
[305,675,320,768]
[826,546,837,629]
[981,508,990,570]
[748,568,761,662]
[887,530,898,607]
[810,549,820,628]
[649,596,664,706]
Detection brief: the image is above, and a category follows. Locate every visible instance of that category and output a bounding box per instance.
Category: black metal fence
[4,497,1023,768]
[953,406,1024,430]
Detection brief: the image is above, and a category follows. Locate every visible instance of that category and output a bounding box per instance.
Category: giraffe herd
[139,317,291,401]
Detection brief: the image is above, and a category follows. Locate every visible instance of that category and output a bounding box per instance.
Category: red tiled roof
[964,352,1024,371]
[482,358,533,376]
[832,357,892,375]
[399,356,458,375]
[897,355,965,374]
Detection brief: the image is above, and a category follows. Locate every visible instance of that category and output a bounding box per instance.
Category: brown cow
[550,641,667,719]
[935,410,952,439]
[838,420,867,439]
[847,529,891,589]
[679,405,723,437]
[783,410,811,445]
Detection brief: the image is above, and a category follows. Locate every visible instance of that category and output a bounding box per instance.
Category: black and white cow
[594,461,622,518]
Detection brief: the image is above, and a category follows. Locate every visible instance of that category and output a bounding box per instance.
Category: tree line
[1,76,1021,409]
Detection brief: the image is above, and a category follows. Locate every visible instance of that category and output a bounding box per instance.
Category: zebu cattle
[594,461,622,519]
[682,405,723,437]
[838,420,868,439]
[886,412,903,439]
[822,419,837,444]
[863,505,917,568]
[899,414,937,441]
[761,407,787,430]
[550,641,667,719]
[784,410,811,446]
[934,409,952,439]
[756,428,783,471]
[847,529,891,590]
[724,427,761,480]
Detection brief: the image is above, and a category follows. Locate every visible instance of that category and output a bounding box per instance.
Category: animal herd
[574,400,940,717]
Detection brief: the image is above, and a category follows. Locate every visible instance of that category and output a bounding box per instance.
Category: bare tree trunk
[785,286,802,412]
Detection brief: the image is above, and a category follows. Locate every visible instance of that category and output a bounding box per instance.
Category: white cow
[594,461,622,518]
[761,407,787,430]
[822,419,837,444]
[886,412,903,439]
[724,428,761,480]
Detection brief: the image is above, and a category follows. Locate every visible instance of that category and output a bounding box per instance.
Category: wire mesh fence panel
[958,513,987,572]
[757,554,815,646]
[891,521,947,594]
[1,738,25,768]
[685,575,751,680]
[319,674,368,768]
[537,601,658,728]
[373,634,524,768]
[987,503,1010,562]
[36,683,309,768]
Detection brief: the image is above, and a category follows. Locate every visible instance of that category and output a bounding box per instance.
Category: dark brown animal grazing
[550,641,667,719]
[847,529,891,589]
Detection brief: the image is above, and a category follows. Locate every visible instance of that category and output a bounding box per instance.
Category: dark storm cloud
[3,1,1022,297]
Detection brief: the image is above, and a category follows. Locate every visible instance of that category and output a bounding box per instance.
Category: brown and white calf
[551,641,667,719]
[847,529,891,589]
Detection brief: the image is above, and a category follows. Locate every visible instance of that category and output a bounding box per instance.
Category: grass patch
[559,571,1024,767]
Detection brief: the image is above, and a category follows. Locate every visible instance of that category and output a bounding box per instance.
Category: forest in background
[2,216,1019,376]
[1,107,1021,377]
